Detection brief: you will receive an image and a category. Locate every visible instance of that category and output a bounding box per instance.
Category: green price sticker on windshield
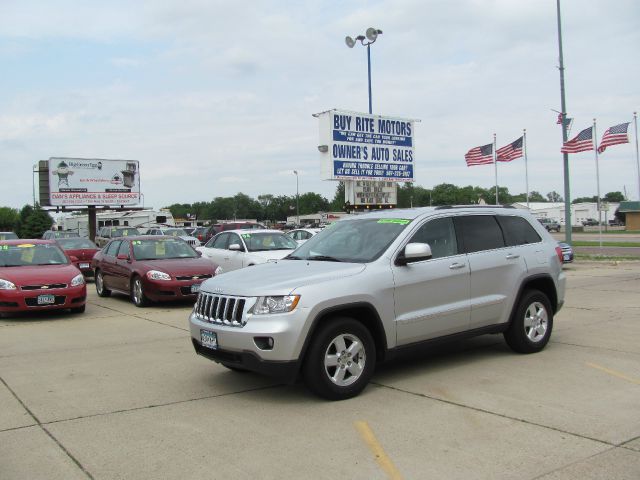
[377,219,410,225]
[242,234,251,239]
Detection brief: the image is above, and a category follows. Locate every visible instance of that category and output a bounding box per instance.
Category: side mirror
[228,243,242,251]
[396,242,432,266]
[196,250,203,257]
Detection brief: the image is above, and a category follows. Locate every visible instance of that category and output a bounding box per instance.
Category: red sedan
[92,236,218,307]
[0,240,87,316]
[56,237,100,278]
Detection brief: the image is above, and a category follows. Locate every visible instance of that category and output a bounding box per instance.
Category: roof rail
[434,205,516,210]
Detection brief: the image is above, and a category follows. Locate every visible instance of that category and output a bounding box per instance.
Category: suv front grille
[194,292,247,327]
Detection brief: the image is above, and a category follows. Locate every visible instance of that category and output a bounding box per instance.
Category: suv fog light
[254,336,274,351]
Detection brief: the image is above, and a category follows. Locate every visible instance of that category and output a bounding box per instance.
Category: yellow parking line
[355,421,404,480]
[586,362,640,385]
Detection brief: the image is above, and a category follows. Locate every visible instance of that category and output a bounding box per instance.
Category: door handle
[449,262,465,270]
[506,253,520,260]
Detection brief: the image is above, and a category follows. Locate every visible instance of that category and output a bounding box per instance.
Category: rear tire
[303,317,375,400]
[504,289,553,353]
[95,270,111,297]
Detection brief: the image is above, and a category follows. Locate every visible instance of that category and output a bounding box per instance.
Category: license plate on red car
[200,330,217,350]
[79,263,90,269]
[190,284,200,293]
[37,294,55,305]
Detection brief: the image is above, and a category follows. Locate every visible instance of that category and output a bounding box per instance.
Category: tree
[0,207,19,231]
[298,192,329,215]
[604,191,625,202]
[18,204,53,238]
[329,182,345,211]
[547,191,563,202]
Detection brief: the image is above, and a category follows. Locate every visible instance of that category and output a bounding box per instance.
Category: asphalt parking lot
[1,262,639,479]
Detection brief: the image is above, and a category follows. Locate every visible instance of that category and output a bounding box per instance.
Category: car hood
[136,257,217,275]
[246,249,295,262]
[0,264,81,285]
[199,260,366,296]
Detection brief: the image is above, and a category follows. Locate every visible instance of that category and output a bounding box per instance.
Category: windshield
[163,228,188,237]
[54,231,79,238]
[0,243,69,267]
[290,218,411,263]
[132,238,198,260]
[241,232,298,252]
[57,238,98,250]
[0,232,18,240]
[113,228,140,237]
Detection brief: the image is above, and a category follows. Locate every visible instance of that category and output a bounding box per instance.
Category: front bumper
[189,303,310,379]
[143,278,207,303]
[0,284,87,313]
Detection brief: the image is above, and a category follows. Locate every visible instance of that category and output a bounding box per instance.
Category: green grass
[575,253,640,261]
[572,241,640,247]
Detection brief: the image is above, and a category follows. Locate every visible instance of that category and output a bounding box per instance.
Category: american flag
[561,126,593,154]
[597,122,630,153]
[465,143,493,166]
[496,136,524,162]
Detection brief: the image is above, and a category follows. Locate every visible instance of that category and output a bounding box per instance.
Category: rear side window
[454,215,505,253]
[497,216,541,246]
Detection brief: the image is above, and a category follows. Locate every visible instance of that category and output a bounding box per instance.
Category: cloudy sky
[1,0,638,211]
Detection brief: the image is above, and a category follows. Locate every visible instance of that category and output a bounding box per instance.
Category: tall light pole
[345,27,382,114]
[557,0,572,243]
[293,170,299,226]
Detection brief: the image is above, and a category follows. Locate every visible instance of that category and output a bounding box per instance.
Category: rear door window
[496,216,541,246]
[454,215,505,253]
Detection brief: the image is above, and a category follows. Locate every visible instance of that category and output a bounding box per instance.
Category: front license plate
[200,330,217,350]
[563,254,570,261]
[191,284,200,294]
[79,263,90,269]
[37,294,55,305]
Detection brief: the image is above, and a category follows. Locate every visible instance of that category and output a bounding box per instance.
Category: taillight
[555,246,564,264]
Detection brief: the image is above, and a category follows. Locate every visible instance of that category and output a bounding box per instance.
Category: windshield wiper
[283,254,303,260]
[308,255,342,262]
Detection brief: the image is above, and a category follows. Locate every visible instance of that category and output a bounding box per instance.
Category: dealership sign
[317,110,416,182]
[47,158,141,206]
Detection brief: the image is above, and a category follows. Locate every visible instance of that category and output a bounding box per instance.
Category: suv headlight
[252,295,300,315]
[147,270,171,281]
[0,278,17,290]
[70,274,85,287]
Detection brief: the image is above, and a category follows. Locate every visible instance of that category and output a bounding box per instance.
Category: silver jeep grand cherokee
[189,206,566,400]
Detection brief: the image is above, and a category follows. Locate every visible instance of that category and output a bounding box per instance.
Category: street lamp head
[365,28,382,42]
[293,170,298,175]
[345,36,356,48]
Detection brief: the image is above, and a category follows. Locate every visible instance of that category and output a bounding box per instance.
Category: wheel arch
[299,302,389,364]
[512,274,559,318]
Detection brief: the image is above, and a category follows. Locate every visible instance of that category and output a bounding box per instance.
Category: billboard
[347,181,397,207]
[47,158,141,206]
[317,110,416,182]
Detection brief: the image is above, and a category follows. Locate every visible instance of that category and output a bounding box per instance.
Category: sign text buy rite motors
[318,110,415,182]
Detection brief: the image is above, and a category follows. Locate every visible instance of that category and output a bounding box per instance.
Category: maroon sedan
[0,240,87,316]
[92,236,217,307]
[56,237,100,278]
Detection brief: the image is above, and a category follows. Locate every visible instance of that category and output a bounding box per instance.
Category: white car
[145,227,201,247]
[196,229,299,274]
[287,228,321,245]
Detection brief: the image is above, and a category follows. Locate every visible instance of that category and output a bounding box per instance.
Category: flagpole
[523,129,530,209]
[634,112,640,200]
[593,119,602,248]
[493,133,498,204]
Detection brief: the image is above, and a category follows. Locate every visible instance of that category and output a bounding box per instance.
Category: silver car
[196,229,299,274]
[189,206,566,400]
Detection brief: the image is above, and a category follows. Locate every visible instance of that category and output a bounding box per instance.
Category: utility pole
[557,0,572,243]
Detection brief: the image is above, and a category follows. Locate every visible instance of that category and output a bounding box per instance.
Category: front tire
[303,317,376,400]
[71,305,86,314]
[504,289,553,353]
[131,276,149,307]
[95,270,111,297]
